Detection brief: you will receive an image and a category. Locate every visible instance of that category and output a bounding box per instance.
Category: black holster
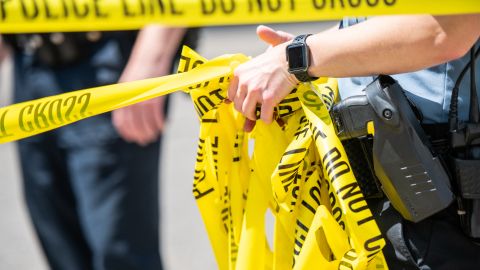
[333,76,454,222]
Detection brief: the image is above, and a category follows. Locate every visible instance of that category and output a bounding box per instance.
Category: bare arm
[0,35,10,63]
[118,26,186,82]
[228,14,480,125]
[112,26,187,145]
[308,14,480,78]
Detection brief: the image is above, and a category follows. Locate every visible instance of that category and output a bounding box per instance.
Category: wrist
[286,68,300,86]
[278,43,301,86]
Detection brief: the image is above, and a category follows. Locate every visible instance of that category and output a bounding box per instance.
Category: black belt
[422,123,450,140]
[5,31,138,68]
[422,123,451,156]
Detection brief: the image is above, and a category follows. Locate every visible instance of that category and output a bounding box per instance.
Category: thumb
[256,25,294,46]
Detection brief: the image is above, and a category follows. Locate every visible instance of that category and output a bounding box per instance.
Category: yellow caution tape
[0,0,478,33]
[0,47,248,143]
[296,81,386,269]
[182,46,248,269]
[181,47,387,270]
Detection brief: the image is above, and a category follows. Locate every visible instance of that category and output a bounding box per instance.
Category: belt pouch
[449,45,480,239]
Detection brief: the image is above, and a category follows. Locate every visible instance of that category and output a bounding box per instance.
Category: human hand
[112,96,166,146]
[112,61,169,146]
[112,26,186,145]
[227,25,298,127]
[256,25,295,50]
[112,57,170,146]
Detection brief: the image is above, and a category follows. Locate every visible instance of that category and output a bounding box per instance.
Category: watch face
[287,44,307,71]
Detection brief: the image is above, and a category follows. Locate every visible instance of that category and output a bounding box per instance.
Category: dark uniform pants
[13,36,163,270]
[345,138,480,270]
[368,198,480,270]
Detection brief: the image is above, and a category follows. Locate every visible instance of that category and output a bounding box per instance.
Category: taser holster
[331,75,454,222]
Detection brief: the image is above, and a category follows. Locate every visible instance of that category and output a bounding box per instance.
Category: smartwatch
[286,34,318,82]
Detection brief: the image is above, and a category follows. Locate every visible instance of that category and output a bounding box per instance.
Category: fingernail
[224,98,232,104]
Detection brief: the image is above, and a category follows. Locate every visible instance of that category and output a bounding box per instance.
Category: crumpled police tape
[0,0,478,33]
[0,46,388,269]
[179,46,387,270]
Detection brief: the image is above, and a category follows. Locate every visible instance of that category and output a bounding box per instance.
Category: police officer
[228,15,480,269]
[1,26,198,270]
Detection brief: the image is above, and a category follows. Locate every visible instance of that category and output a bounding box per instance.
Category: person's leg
[367,198,420,270]
[368,197,480,270]
[66,138,162,270]
[53,38,163,269]
[17,137,93,270]
[13,53,92,270]
[406,204,480,270]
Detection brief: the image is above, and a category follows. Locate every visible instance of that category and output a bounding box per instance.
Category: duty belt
[4,31,137,67]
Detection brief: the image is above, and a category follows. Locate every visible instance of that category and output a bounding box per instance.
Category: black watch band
[286,34,318,82]
[295,70,316,83]
[293,34,309,44]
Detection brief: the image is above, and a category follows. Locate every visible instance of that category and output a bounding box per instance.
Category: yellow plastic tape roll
[0,0,478,33]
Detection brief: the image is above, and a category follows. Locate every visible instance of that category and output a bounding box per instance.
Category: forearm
[227,14,479,124]
[307,14,480,78]
[120,25,187,82]
[113,25,187,144]
[0,35,9,63]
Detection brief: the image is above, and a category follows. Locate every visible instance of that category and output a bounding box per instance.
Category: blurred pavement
[0,22,336,270]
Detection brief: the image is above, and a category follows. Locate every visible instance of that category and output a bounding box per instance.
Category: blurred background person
[0,26,198,270]
[0,35,9,62]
